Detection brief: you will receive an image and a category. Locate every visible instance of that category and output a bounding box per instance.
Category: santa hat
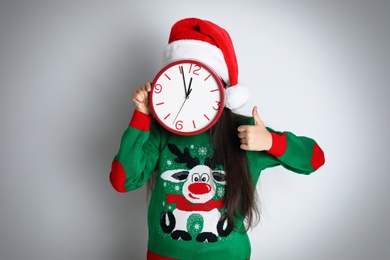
[161,18,249,110]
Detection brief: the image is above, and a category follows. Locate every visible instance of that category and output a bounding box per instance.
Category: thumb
[252,106,262,125]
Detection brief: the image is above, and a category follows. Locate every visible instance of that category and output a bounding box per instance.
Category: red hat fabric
[161,18,249,110]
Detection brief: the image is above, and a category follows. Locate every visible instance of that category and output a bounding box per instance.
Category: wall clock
[150,60,225,136]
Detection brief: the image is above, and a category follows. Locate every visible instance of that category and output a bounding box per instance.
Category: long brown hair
[209,108,260,231]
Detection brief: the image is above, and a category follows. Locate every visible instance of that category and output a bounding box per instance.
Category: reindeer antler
[167,143,200,169]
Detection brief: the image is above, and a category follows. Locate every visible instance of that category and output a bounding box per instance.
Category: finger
[134,88,144,98]
[252,106,262,126]
[135,86,149,99]
[239,137,247,145]
[237,132,247,139]
[140,88,148,100]
[237,125,249,132]
[135,90,148,103]
[132,96,144,104]
[140,84,148,93]
[240,144,250,150]
[134,89,144,99]
[145,81,152,92]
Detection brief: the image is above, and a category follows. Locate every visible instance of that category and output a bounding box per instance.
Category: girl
[110,18,325,260]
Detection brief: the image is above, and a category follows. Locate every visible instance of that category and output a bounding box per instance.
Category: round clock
[150,60,225,136]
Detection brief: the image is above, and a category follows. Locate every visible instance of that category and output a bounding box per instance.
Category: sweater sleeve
[109,110,161,192]
[265,128,325,174]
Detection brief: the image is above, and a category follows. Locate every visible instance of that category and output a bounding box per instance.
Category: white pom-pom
[224,84,250,110]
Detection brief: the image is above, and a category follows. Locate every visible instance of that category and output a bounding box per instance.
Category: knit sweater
[110,110,325,260]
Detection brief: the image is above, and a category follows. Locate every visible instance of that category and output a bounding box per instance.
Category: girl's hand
[238,106,272,151]
[132,82,152,115]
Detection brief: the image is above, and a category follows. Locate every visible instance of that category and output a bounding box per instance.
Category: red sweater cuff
[268,132,287,157]
[129,110,152,131]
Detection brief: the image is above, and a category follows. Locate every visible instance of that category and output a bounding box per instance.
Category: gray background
[1,0,389,259]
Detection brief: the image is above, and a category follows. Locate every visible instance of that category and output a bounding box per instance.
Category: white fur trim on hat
[162,39,249,110]
[162,40,230,85]
[224,83,250,110]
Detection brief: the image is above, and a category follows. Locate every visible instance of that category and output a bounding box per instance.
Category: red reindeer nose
[188,183,211,195]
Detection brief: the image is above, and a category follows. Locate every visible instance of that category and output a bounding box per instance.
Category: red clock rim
[149,59,225,136]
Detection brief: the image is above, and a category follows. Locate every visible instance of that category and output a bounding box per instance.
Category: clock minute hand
[180,66,188,97]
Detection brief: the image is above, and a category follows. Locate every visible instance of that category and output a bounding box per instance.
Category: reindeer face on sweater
[161,165,225,204]
[160,143,226,204]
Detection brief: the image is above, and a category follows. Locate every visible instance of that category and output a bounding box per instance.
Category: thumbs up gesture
[238,106,273,151]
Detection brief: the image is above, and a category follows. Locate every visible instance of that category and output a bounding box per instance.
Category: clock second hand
[173,77,193,124]
[172,98,188,124]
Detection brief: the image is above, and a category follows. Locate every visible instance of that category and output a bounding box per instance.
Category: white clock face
[150,60,225,135]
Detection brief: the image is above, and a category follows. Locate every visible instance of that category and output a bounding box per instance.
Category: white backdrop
[1,0,389,259]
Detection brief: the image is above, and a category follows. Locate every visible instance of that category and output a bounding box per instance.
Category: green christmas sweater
[110,110,325,260]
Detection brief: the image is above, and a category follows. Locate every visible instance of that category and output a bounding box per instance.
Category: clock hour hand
[186,77,193,98]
